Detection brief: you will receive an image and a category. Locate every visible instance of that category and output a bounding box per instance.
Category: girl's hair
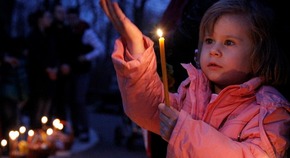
[198,0,289,86]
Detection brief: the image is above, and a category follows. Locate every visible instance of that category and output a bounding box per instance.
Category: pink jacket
[111,36,290,158]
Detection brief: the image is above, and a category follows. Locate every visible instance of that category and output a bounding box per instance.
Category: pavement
[51,101,148,158]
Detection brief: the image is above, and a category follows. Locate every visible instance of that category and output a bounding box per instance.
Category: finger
[160,121,169,141]
[160,112,177,132]
[104,1,123,27]
[159,103,176,118]
[99,0,113,21]
[110,2,129,33]
[112,2,127,22]
[159,111,171,126]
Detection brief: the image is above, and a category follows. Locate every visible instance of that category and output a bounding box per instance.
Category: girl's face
[200,14,253,93]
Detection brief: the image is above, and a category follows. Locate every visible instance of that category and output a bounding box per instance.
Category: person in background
[100,0,290,157]
[66,7,104,142]
[26,9,58,129]
[0,24,19,141]
[50,4,73,126]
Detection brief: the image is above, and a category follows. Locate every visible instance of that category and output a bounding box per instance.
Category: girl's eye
[205,38,213,44]
[224,40,234,46]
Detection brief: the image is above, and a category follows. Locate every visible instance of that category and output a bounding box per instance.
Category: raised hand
[158,103,179,142]
[99,0,145,57]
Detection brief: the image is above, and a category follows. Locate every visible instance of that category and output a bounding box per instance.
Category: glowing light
[157,29,163,37]
[1,139,7,147]
[41,116,48,124]
[28,130,34,137]
[46,128,53,136]
[53,119,60,127]
[9,131,19,140]
[19,126,26,134]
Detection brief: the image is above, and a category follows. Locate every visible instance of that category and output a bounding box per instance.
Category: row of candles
[0,116,65,156]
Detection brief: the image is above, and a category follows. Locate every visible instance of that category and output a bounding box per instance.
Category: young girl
[100,0,290,157]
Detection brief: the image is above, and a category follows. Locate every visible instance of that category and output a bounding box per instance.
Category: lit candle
[46,128,54,143]
[41,116,48,130]
[19,126,26,140]
[1,139,8,155]
[46,128,53,136]
[8,131,19,154]
[53,119,60,129]
[28,130,34,137]
[52,118,60,128]
[27,129,35,143]
[157,29,170,106]
[41,116,48,124]
[57,122,64,131]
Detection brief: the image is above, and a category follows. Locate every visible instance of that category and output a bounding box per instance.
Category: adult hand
[158,103,179,142]
[99,0,145,57]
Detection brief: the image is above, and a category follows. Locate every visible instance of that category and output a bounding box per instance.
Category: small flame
[19,126,26,134]
[41,116,48,124]
[157,29,163,37]
[28,130,34,137]
[9,131,19,140]
[1,139,7,147]
[46,128,53,136]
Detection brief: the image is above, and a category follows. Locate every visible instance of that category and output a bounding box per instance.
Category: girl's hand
[158,103,179,142]
[99,0,145,57]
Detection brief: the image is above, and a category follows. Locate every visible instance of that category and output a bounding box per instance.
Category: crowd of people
[0,4,104,143]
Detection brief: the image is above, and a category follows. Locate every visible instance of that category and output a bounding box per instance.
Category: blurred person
[66,7,104,142]
[0,25,19,141]
[0,24,29,144]
[50,4,73,124]
[26,9,58,129]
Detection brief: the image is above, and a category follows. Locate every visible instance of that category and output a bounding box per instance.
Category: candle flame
[9,131,19,140]
[1,139,7,147]
[19,126,26,134]
[41,116,48,124]
[46,128,53,135]
[157,29,163,37]
[53,118,60,127]
[57,123,64,130]
[28,130,34,137]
